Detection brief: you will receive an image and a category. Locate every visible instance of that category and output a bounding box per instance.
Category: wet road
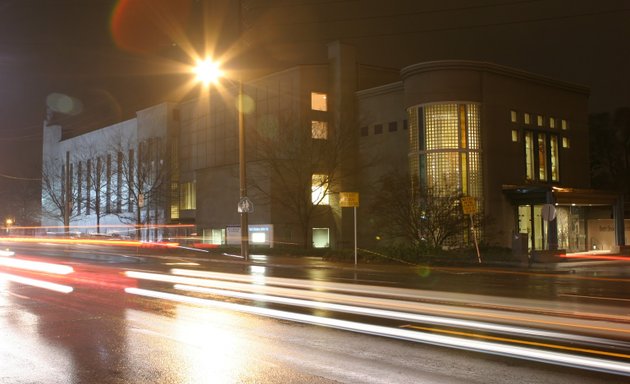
[1,243,630,383]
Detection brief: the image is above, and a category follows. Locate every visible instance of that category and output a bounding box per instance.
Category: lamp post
[195,59,249,261]
[237,80,249,261]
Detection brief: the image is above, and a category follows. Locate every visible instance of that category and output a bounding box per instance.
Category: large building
[41,42,626,255]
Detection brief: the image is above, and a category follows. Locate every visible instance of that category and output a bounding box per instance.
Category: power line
[260,6,630,42]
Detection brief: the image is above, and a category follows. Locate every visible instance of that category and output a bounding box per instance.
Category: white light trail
[173,283,630,349]
[125,287,630,377]
[0,272,73,293]
[0,250,15,257]
[0,257,74,275]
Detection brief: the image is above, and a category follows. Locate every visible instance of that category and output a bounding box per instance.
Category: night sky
[0,0,629,182]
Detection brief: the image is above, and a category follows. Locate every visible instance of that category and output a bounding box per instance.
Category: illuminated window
[562,137,570,148]
[180,181,196,210]
[510,110,517,123]
[311,92,327,111]
[524,113,531,125]
[549,117,555,129]
[525,130,560,182]
[537,115,544,127]
[312,228,329,248]
[525,131,534,180]
[511,130,519,142]
[561,119,568,130]
[537,133,547,181]
[419,103,482,198]
[311,121,328,139]
[550,135,559,182]
[311,174,329,205]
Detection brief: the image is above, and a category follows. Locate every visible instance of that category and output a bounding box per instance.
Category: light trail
[166,269,630,331]
[173,283,630,349]
[403,325,630,360]
[0,257,74,275]
[0,272,73,293]
[125,287,630,377]
[126,270,630,346]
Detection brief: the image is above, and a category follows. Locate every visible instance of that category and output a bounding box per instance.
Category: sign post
[340,192,359,265]
[461,196,481,264]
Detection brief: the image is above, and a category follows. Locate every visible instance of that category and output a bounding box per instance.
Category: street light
[194,58,249,261]
[5,218,13,235]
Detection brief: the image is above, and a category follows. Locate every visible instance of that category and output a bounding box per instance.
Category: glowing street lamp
[194,58,249,261]
[194,59,223,86]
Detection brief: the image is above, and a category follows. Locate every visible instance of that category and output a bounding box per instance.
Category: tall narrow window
[510,110,517,123]
[525,131,535,181]
[537,115,544,127]
[311,92,327,111]
[550,135,559,182]
[311,174,329,205]
[524,113,531,125]
[311,120,328,139]
[537,133,547,181]
[180,181,196,210]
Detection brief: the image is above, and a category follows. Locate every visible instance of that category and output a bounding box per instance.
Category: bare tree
[112,136,173,240]
[41,157,81,230]
[250,111,357,248]
[370,171,468,249]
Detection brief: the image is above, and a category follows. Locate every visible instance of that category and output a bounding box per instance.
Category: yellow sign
[340,192,360,207]
[461,196,477,215]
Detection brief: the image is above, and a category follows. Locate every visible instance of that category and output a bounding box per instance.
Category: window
[525,132,535,180]
[311,120,328,139]
[511,130,519,142]
[524,113,531,125]
[550,135,559,181]
[403,119,408,130]
[374,124,383,134]
[388,121,397,132]
[180,181,196,210]
[360,126,368,136]
[537,115,544,127]
[562,137,570,148]
[311,174,329,205]
[510,110,517,123]
[312,228,330,248]
[561,119,568,130]
[311,92,327,111]
[549,117,555,129]
[525,130,560,182]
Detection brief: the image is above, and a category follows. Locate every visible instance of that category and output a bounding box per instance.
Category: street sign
[237,197,254,213]
[461,196,477,215]
[340,192,360,207]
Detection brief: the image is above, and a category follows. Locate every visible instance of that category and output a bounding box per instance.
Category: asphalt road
[1,242,630,383]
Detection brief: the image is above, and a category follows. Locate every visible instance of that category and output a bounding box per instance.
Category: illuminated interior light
[0,272,73,293]
[125,287,630,376]
[0,258,74,275]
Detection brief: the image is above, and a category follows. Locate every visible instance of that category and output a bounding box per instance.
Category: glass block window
[425,104,459,150]
[311,120,328,139]
[418,103,482,200]
[311,92,327,111]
